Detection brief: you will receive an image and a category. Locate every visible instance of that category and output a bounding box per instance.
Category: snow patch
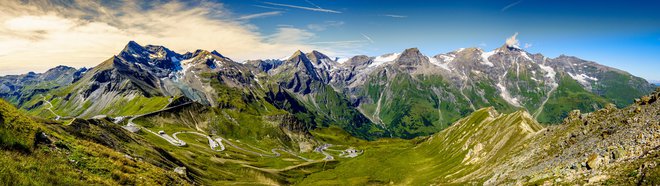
[177,58,195,77]
[568,72,598,85]
[480,50,496,67]
[520,52,533,61]
[497,82,521,107]
[427,56,451,71]
[336,57,350,64]
[537,63,558,87]
[437,54,455,63]
[369,53,400,68]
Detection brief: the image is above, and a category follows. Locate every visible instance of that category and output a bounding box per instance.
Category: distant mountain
[650,80,660,86]
[0,65,86,106]
[1,38,654,139]
[326,42,652,137]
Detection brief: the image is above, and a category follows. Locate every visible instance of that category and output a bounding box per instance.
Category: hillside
[299,87,660,185]
[0,99,189,185]
[0,86,657,185]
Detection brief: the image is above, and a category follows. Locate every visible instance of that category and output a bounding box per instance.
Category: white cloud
[505,32,520,48]
[0,0,328,75]
[524,43,533,49]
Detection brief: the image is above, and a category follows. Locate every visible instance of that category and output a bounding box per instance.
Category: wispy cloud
[307,21,344,31]
[501,0,523,12]
[361,33,374,43]
[263,2,341,13]
[237,11,282,20]
[382,14,407,18]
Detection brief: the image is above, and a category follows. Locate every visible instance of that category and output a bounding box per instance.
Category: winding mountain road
[314,144,334,161]
[41,96,61,120]
[119,101,350,162]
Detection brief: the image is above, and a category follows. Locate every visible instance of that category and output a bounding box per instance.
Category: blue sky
[222,0,660,80]
[1,0,659,81]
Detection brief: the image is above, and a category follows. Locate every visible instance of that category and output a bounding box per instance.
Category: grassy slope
[593,71,654,107]
[537,74,610,124]
[0,99,188,185]
[128,73,334,185]
[299,107,543,185]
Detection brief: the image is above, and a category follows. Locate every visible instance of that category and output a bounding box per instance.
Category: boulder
[586,153,600,170]
[174,167,187,175]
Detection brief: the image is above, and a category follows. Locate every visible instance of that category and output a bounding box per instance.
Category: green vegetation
[0,99,188,185]
[593,71,654,107]
[0,99,39,151]
[299,108,543,185]
[537,74,609,124]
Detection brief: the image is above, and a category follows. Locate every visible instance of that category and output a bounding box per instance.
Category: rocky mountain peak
[306,50,330,62]
[288,50,307,61]
[305,50,336,71]
[345,55,371,66]
[187,49,228,61]
[211,50,225,58]
[395,47,429,67]
[47,65,75,72]
[123,40,143,51]
[120,41,147,58]
[286,50,315,68]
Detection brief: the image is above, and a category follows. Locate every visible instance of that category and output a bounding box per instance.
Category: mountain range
[2,40,654,139]
[1,37,659,185]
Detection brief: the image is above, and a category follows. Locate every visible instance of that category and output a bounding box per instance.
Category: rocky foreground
[489,87,660,185]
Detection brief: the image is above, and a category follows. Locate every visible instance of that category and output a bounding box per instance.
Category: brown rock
[640,96,651,105]
[586,153,600,170]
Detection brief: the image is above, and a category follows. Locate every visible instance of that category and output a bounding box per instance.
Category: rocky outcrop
[486,88,660,185]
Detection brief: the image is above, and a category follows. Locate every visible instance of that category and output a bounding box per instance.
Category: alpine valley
[1,37,658,185]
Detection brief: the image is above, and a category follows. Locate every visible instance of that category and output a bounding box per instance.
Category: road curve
[41,96,61,120]
[118,101,354,161]
[172,131,224,151]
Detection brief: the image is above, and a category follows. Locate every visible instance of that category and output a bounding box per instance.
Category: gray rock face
[268,50,324,94]
[394,48,429,70]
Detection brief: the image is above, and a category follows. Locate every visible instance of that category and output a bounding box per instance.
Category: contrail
[361,33,374,43]
[501,0,523,12]
[263,2,341,13]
